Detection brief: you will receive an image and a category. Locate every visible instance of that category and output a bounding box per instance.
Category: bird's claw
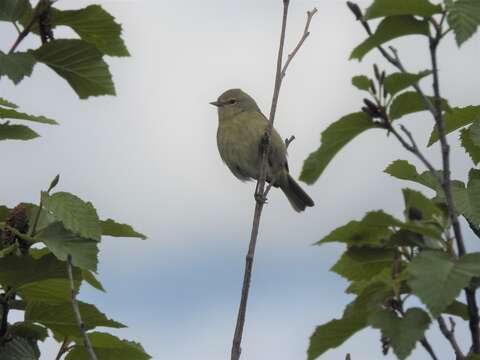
[254,192,267,204]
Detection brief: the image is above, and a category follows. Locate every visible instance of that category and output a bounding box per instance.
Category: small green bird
[210,88,314,212]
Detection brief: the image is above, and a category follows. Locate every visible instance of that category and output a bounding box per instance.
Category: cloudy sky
[2,0,480,359]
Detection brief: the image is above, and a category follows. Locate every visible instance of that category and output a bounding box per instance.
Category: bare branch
[420,337,439,360]
[230,2,316,359]
[67,255,98,360]
[438,316,465,359]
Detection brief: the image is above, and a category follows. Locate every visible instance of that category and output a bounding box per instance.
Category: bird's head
[210,89,260,119]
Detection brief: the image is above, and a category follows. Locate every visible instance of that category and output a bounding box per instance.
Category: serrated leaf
[350,16,429,61]
[446,0,480,46]
[369,308,431,360]
[428,105,480,146]
[351,75,371,91]
[300,112,375,184]
[82,269,105,292]
[0,0,30,21]
[384,70,432,96]
[0,336,39,360]
[25,301,126,338]
[0,51,36,85]
[389,91,450,120]
[408,250,480,317]
[33,39,115,99]
[7,322,48,342]
[445,300,469,320]
[0,98,18,108]
[51,5,129,57]
[37,222,99,272]
[0,253,81,304]
[460,127,480,165]
[0,124,39,141]
[384,160,441,191]
[402,188,442,221]
[307,311,367,360]
[42,191,101,241]
[0,107,57,125]
[100,219,147,240]
[66,332,151,360]
[365,0,442,19]
[331,247,394,281]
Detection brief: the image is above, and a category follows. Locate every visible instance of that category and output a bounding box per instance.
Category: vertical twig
[438,317,465,359]
[67,255,98,360]
[230,3,317,360]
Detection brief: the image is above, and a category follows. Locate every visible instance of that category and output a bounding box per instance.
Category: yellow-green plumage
[211,89,314,212]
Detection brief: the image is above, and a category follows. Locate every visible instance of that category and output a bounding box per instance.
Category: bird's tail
[280,174,315,212]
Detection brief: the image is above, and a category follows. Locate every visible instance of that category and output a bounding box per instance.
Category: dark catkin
[2,205,30,253]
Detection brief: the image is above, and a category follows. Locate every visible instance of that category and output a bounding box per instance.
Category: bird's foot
[254,192,267,204]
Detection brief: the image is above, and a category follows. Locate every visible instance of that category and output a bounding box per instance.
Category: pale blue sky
[2,0,480,359]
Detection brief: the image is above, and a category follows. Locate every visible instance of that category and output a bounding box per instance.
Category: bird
[210,88,314,212]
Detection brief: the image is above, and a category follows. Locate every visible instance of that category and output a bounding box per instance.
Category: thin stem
[55,337,70,360]
[230,3,316,360]
[12,22,21,35]
[29,193,43,237]
[438,316,465,359]
[420,337,439,360]
[67,255,98,360]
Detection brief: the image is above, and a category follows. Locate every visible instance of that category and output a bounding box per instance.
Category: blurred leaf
[25,301,125,338]
[0,0,30,21]
[446,0,480,46]
[408,250,480,317]
[346,268,392,294]
[0,98,18,108]
[0,51,36,84]
[0,107,57,124]
[100,219,147,240]
[7,322,48,342]
[350,16,429,61]
[37,222,99,272]
[369,308,431,360]
[0,253,81,304]
[331,247,394,281]
[389,91,450,120]
[0,124,39,141]
[33,39,115,99]
[351,75,371,91]
[402,188,442,221]
[300,112,375,184]
[428,105,480,146]
[51,5,129,57]
[470,118,480,147]
[460,127,480,165]
[384,70,432,96]
[65,332,151,360]
[82,269,105,292]
[445,300,469,320]
[42,191,101,241]
[0,206,10,222]
[364,0,442,19]
[0,336,39,360]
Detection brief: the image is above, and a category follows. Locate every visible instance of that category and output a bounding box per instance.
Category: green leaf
[300,112,375,184]
[0,124,39,141]
[65,332,151,360]
[445,300,469,320]
[470,118,480,147]
[0,253,81,304]
[42,191,101,241]
[0,107,57,125]
[428,106,480,146]
[402,188,442,221]
[51,5,129,57]
[32,39,115,99]
[364,0,442,19]
[0,336,40,360]
[350,16,429,61]
[331,247,394,281]
[389,91,450,120]
[0,206,10,222]
[384,160,441,191]
[100,219,147,240]
[7,322,48,342]
[25,301,125,338]
[369,308,431,360]
[0,98,18,108]
[0,51,36,85]
[351,75,371,91]
[82,269,105,292]
[0,0,30,21]
[446,0,480,46]
[307,311,367,360]
[384,70,432,96]
[36,222,99,272]
[408,250,480,317]
[460,127,480,165]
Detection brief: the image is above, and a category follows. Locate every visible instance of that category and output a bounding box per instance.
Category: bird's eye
[228,99,237,105]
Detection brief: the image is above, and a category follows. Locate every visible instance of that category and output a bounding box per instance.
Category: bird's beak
[209,100,222,107]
